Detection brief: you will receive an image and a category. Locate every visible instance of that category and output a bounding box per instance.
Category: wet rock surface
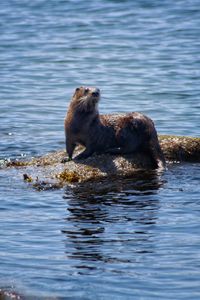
[2,135,200,189]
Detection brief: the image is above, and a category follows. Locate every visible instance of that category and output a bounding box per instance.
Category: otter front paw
[74,150,92,160]
[61,157,72,163]
[74,153,89,160]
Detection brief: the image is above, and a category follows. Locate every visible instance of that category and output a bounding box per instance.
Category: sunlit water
[0,0,200,299]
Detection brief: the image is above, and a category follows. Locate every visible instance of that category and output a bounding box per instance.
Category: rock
[4,135,200,189]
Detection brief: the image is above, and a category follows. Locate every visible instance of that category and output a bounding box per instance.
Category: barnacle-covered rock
[3,135,200,189]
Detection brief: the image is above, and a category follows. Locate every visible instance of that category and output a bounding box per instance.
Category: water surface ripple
[0,0,200,299]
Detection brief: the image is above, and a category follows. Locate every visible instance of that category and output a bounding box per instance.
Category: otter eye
[75,87,80,92]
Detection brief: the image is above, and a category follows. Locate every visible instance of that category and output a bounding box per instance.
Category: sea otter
[64,86,165,169]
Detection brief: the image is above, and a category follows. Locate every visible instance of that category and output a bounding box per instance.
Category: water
[0,0,200,298]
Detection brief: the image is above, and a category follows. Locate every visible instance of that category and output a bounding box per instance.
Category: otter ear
[73,87,80,97]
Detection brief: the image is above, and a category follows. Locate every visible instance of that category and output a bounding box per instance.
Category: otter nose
[92,89,100,97]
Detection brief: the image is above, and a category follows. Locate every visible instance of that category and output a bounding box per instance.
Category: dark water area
[0,164,200,299]
[0,0,200,299]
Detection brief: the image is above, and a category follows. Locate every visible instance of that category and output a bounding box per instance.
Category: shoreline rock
[3,135,200,189]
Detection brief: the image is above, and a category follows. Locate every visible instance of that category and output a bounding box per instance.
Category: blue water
[0,0,200,299]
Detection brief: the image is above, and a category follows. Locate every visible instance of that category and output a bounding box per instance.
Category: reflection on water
[62,171,164,274]
[0,163,200,299]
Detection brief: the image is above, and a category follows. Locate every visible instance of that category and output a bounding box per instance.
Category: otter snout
[91,88,100,98]
[92,91,99,97]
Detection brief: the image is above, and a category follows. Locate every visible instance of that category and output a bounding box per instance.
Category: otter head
[71,86,100,112]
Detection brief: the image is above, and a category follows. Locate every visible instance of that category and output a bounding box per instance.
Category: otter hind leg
[148,143,166,169]
[118,129,142,154]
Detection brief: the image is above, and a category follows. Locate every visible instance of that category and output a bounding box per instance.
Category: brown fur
[64,86,166,168]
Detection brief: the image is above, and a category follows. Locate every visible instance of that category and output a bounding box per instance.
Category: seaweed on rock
[4,135,200,189]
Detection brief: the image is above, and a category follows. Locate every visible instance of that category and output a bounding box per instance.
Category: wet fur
[64,87,166,169]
